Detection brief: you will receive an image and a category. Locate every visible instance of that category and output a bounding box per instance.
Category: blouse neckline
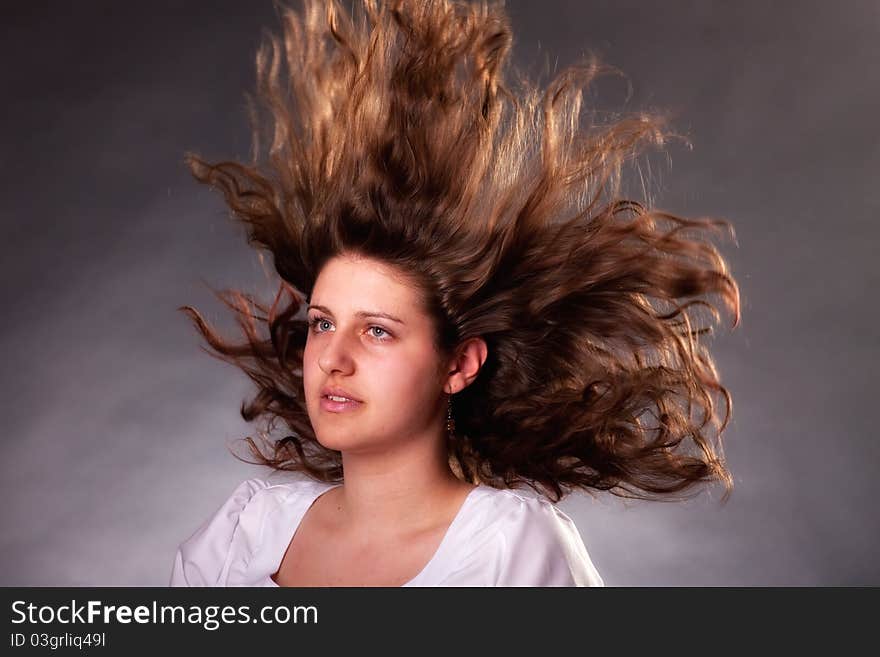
[264,482,488,587]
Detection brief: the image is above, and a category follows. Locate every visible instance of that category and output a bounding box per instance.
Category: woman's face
[303,253,448,453]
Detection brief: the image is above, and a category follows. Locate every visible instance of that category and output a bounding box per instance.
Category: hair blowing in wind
[180,0,742,503]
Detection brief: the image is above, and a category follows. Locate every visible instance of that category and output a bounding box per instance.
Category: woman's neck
[328,436,473,539]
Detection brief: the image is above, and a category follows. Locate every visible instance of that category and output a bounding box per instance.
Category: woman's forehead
[310,255,424,319]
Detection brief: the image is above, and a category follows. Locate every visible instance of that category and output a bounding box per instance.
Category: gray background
[2,0,877,586]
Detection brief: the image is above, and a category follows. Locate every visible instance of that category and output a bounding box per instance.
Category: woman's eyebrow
[307,304,405,325]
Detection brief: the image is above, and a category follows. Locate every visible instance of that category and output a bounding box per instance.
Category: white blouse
[170,474,603,587]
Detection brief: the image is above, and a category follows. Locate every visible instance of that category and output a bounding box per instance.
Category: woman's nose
[317,330,355,375]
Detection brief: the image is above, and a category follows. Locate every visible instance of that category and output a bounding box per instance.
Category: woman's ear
[444,337,488,394]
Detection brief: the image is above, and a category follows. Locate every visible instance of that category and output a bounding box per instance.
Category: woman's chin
[313,429,360,452]
[314,429,397,455]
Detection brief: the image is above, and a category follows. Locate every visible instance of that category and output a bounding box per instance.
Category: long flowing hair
[180,0,741,503]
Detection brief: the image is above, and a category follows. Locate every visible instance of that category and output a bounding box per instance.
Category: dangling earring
[446,395,456,438]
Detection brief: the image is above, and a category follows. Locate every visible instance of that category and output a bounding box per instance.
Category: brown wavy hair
[179,0,741,503]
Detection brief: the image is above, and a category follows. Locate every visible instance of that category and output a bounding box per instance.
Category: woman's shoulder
[470,485,588,541]
[447,485,604,587]
[169,473,336,586]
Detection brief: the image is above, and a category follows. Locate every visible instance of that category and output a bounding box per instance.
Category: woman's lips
[319,395,363,413]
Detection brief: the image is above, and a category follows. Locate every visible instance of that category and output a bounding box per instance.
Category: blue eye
[309,316,333,332]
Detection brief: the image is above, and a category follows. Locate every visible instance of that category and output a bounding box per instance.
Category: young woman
[170,0,740,587]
